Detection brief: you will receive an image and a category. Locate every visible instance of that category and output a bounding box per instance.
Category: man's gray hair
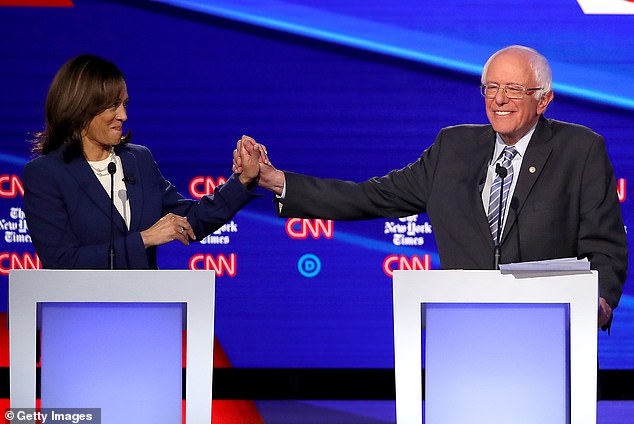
[481,45,552,99]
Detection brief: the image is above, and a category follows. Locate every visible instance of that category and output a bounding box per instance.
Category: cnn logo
[0,252,41,276]
[189,176,227,200]
[383,254,431,277]
[0,175,24,198]
[286,219,333,239]
[189,253,236,277]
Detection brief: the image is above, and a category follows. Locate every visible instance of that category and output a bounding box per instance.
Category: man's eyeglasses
[480,83,543,99]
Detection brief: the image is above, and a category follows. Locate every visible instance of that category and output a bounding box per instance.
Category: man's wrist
[260,169,285,196]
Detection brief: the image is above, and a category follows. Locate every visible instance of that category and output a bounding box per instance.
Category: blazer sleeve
[277,134,443,220]
[577,135,628,309]
[136,145,257,241]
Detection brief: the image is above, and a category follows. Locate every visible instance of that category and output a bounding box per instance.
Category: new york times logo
[383,215,432,246]
[4,408,100,424]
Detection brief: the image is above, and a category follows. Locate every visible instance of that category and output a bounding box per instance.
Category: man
[236,45,627,328]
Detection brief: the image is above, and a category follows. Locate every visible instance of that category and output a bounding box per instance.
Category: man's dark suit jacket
[23,143,255,269]
[277,116,627,309]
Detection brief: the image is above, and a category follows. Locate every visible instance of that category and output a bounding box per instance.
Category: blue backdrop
[0,0,632,369]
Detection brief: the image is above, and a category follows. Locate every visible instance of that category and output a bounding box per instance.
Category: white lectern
[9,270,216,424]
[393,270,598,424]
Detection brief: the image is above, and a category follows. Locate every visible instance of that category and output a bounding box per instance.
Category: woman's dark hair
[32,54,131,159]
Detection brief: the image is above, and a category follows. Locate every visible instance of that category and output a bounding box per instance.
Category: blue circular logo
[298,254,321,278]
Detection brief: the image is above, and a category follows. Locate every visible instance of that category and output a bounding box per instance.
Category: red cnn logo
[189,176,227,200]
[0,252,41,276]
[285,218,334,239]
[617,178,626,203]
[383,254,431,277]
[0,175,24,198]
[189,253,236,277]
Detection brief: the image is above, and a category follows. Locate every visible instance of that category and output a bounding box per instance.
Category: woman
[23,54,259,269]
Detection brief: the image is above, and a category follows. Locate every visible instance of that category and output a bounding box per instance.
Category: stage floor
[255,400,634,424]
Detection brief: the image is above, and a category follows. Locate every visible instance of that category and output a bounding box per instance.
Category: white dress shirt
[481,124,537,235]
[88,154,131,229]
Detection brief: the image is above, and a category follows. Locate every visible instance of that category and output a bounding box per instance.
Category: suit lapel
[117,146,144,231]
[471,126,497,248]
[63,149,127,232]
[501,116,553,242]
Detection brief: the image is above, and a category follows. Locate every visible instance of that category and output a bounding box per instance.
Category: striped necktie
[487,146,518,245]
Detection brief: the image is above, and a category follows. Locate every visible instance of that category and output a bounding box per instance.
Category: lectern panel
[425,303,569,424]
[393,270,597,424]
[40,303,183,423]
[9,270,215,424]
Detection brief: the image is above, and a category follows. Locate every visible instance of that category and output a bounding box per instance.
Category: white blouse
[87,153,131,229]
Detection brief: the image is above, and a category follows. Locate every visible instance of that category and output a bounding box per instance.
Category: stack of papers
[499,257,590,272]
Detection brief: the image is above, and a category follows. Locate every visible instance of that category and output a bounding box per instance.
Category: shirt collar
[492,123,537,163]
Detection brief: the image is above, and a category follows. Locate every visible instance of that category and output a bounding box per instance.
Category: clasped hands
[140,135,278,249]
[233,135,285,195]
